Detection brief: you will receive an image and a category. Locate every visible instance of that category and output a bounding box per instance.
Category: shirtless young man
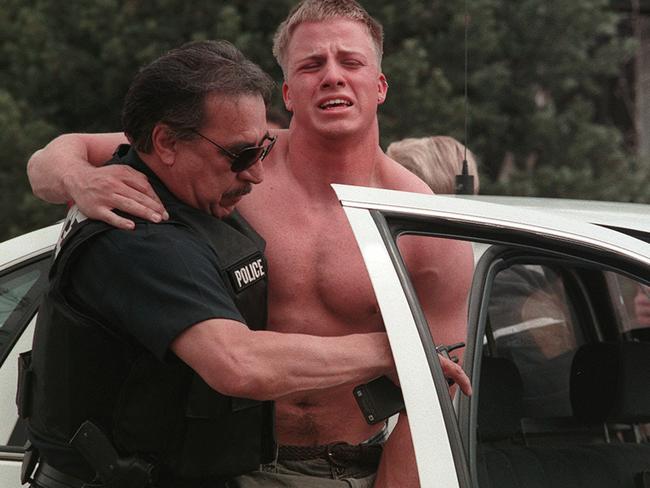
[27,1,473,486]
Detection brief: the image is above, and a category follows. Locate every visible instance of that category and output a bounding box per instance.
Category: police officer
[18,40,278,488]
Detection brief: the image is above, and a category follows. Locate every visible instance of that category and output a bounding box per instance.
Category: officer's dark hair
[122,40,275,153]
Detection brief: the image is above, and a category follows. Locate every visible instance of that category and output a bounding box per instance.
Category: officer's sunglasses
[191,129,277,173]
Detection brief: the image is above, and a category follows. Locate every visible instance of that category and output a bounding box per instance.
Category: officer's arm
[171,319,395,401]
[27,132,166,229]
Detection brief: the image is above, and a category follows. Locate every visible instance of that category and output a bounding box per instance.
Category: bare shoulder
[376,154,432,194]
[377,153,471,268]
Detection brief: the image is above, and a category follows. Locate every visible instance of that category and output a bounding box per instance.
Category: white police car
[0,186,649,487]
[0,224,60,488]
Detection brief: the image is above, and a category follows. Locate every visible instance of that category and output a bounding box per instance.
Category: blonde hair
[272,0,384,78]
[387,136,480,194]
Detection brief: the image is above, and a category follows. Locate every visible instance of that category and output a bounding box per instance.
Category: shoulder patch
[54,205,88,258]
[226,253,267,293]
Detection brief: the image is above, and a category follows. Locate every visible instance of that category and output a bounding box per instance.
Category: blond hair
[272,0,384,77]
[387,136,480,194]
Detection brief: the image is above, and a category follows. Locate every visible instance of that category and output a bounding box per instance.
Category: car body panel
[0,224,60,273]
[0,460,22,488]
[333,185,650,266]
[0,316,35,443]
[463,195,650,236]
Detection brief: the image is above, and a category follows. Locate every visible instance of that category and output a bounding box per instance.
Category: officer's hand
[66,165,168,230]
[438,354,472,396]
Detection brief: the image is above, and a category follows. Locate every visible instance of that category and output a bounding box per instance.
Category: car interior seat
[475,343,650,488]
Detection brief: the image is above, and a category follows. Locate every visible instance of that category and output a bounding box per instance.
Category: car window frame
[343,207,467,488]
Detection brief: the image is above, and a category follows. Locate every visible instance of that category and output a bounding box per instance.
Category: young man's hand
[66,165,168,229]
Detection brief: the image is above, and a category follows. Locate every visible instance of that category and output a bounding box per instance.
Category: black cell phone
[353,375,405,425]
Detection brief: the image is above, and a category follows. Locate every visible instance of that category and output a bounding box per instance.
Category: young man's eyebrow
[295,53,325,64]
[337,49,367,58]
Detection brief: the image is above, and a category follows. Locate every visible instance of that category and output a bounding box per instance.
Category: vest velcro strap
[32,461,85,488]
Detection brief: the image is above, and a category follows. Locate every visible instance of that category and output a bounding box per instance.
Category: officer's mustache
[222,183,253,199]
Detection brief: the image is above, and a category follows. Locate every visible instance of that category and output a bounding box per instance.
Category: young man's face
[173,94,267,218]
[282,19,388,140]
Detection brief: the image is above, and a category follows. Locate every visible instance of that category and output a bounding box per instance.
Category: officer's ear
[151,123,178,167]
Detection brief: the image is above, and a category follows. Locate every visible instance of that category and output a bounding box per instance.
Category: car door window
[0,258,49,451]
[487,264,584,418]
[0,260,47,363]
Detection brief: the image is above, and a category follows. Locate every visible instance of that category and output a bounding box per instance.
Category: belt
[32,462,85,488]
[277,442,382,466]
[30,460,229,488]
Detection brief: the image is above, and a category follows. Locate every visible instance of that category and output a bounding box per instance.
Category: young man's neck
[286,121,384,191]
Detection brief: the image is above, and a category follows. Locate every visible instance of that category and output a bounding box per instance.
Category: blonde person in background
[387,135,479,194]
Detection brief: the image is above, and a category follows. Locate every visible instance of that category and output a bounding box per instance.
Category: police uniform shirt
[68,226,245,360]
[65,158,246,361]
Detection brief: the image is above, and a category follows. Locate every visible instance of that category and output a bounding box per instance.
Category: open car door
[335,184,650,488]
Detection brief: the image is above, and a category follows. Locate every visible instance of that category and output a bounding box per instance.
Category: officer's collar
[112,144,159,182]
[111,144,181,208]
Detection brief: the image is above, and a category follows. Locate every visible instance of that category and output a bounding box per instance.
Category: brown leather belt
[277,443,382,466]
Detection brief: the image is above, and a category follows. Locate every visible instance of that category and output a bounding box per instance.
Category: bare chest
[246,195,382,334]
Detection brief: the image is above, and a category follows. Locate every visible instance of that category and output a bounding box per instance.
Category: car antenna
[455,0,475,195]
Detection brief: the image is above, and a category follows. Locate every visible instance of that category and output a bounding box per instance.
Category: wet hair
[387,136,480,194]
[272,0,384,78]
[122,40,275,153]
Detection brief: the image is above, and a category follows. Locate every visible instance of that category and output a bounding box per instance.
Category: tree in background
[1,0,646,240]
[377,0,646,199]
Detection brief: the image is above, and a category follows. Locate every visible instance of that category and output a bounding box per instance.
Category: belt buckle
[325,442,350,467]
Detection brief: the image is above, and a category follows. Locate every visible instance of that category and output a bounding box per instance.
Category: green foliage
[0,90,64,240]
[1,0,647,240]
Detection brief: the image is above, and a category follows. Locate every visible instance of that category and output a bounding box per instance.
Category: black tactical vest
[23,147,276,482]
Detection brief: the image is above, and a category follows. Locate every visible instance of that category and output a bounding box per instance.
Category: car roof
[461,196,650,235]
[0,223,61,272]
[333,184,650,265]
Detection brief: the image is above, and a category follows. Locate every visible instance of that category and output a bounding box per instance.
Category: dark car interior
[473,260,650,488]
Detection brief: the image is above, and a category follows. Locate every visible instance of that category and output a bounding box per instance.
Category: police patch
[227,253,266,293]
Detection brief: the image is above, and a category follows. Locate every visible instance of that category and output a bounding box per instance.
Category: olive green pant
[227,458,377,487]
